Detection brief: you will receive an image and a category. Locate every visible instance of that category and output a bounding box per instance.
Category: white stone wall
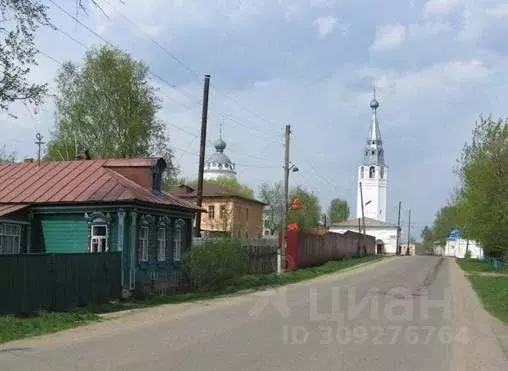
[445,239,484,259]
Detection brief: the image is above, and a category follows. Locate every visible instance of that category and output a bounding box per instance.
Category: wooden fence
[193,237,278,274]
[0,252,121,315]
[286,230,376,270]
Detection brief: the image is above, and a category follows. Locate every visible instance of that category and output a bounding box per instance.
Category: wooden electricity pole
[395,201,401,255]
[407,209,412,255]
[195,74,210,237]
[279,124,291,274]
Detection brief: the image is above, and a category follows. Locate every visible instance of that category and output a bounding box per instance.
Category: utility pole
[407,209,412,255]
[279,124,291,274]
[35,132,44,165]
[359,182,366,235]
[195,74,210,238]
[395,201,401,255]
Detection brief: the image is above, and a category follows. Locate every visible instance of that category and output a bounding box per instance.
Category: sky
[1,0,508,240]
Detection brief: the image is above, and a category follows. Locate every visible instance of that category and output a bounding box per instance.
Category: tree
[0,1,110,114]
[287,186,322,230]
[258,182,283,235]
[45,46,179,181]
[0,145,15,163]
[457,115,508,258]
[0,0,52,113]
[327,198,349,224]
[429,204,466,245]
[202,176,254,199]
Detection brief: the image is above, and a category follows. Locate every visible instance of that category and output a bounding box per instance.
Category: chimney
[76,149,91,160]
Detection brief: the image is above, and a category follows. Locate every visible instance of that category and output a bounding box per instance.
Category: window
[208,205,215,219]
[0,223,22,255]
[369,166,376,179]
[90,225,108,253]
[173,219,185,262]
[360,167,364,179]
[246,208,249,221]
[139,226,149,262]
[220,205,227,219]
[157,227,166,262]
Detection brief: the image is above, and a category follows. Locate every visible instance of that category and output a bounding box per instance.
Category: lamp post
[279,161,298,274]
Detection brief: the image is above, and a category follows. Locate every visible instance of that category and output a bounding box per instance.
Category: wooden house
[0,157,202,294]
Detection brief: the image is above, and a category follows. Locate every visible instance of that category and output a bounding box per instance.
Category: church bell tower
[356,87,388,222]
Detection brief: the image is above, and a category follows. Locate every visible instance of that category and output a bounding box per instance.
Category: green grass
[0,312,99,344]
[457,258,508,273]
[457,258,508,324]
[0,255,382,344]
[467,275,508,323]
[143,255,382,307]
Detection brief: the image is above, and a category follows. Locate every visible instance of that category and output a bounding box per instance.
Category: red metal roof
[0,158,201,212]
[0,204,28,217]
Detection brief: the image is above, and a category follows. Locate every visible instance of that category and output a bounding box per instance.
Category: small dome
[214,138,226,152]
[370,98,379,110]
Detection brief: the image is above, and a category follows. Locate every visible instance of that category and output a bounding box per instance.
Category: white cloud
[371,24,407,51]
[309,0,337,8]
[422,0,463,17]
[485,4,508,19]
[313,16,338,38]
[407,21,453,39]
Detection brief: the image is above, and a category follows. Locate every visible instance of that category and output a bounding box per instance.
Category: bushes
[183,238,250,291]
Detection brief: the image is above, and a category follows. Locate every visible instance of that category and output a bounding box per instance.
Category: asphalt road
[1,256,507,370]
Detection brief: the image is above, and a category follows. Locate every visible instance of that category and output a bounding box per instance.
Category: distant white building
[444,229,483,259]
[330,217,399,255]
[204,130,237,181]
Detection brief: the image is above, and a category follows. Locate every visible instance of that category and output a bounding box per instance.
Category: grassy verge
[457,258,508,274]
[0,312,99,344]
[131,255,382,308]
[467,275,508,323]
[457,258,508,324]
[0,255,382,344]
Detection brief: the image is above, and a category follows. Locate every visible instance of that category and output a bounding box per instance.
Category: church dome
[214,138,227,152]
[204,133,237,180]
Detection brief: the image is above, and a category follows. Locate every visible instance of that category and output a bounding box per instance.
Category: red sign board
[290,198,303,210]
[287,223,299,231]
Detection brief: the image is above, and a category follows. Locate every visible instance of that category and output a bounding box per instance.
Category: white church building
[204,129,237,181]
[330,91,400,255]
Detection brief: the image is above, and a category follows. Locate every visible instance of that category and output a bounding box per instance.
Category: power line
[96,0,282,137]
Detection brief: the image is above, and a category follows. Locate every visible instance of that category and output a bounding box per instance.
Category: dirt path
[450,258,508,369]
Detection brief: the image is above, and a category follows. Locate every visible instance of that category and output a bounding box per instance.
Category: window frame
[220,204,227,219]
[157,226,166,262]
[208,205,215,219]
[90,224,109,253]
[173,219,185,263]
[139,226,149,262]
[0,223,22,255]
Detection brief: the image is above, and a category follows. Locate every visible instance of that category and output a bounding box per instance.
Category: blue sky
[2,0,508,239]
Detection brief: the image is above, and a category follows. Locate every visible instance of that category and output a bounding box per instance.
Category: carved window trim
[173,219,185,262]
[84,212,111,253]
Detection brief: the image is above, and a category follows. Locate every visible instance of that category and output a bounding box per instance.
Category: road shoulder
[449,258,508,370]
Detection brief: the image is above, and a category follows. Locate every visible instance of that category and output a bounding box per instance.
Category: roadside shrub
[464,250,472,259]
[183,238,250,291]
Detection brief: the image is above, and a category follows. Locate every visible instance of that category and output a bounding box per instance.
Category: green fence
[0,252,121,315]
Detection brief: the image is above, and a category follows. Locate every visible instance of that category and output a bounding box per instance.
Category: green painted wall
[40,213,119,254]
[41,214,89,253]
